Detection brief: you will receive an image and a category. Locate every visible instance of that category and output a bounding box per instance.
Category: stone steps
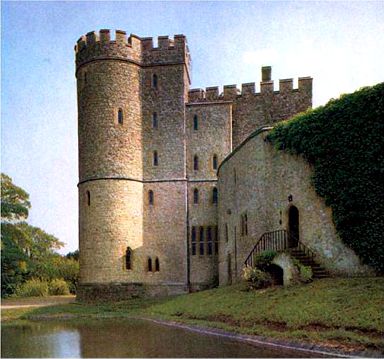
[288,249,330,279]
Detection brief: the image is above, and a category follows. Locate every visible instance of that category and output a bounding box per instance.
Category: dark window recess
[152,74,158,89]
[214,226,219,255]
[191,227,196,255]
[149,190,154,205]
[148,257,152,272]
[199,226,204,255]
[213,155,218,170]
[84,71,87,84]
[207,227,212,255]
[225,223,229,242]
[153,151,158,166]
[86,190,90,206]
[193,188,199,204]
[194,155,199,171]
[155,257,160,272]
[193,115,198,130]
[152,112,158,128]
[126,247,132,270]
[212,187,218,204]
[118,109,123,124]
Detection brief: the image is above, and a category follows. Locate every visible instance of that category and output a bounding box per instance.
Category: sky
[2,1,384,254]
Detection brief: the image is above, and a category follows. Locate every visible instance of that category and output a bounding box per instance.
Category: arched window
[213,154,218,170]
[191,227,196,255]
[199,226,204,255]
[207,227,212,255]
[193,188,199,204]
[149,190,154,205]
[126,247,132,270]
[118,108,123,125]
[155,257,160,272]
[193,155,199,171]
[152,112,158,128]
[153,151,158,166]
[86,190,90,206]
[193,115,198,130]
[147,257,152,272]
[212,187,218,205]
[152,74,158,89]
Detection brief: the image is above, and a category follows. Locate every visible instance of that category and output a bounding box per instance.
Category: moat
[2,318,327,358]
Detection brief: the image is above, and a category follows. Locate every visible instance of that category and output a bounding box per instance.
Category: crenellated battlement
[75,29,191,72]
[187,67,312,103]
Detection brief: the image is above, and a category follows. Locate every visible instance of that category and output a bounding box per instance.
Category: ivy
[267,83,384,273]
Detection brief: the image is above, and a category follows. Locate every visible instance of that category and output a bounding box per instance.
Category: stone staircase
[289,248,329,279]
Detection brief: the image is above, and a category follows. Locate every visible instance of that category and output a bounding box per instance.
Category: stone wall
[217,128,371,286]
[185,103,232,288]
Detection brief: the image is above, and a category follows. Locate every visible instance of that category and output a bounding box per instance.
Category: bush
[15,278,49,297]
[242,266,273,289]
[49,278,70,295]
[298,264,313,283]
[268,83,384,273]
[254,251,277,271]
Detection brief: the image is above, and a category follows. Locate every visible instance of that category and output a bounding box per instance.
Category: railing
[295,240,316,262]
[244,229,320,267]
[244,229,288,267]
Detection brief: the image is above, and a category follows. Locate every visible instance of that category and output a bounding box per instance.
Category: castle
[75,30,369,301]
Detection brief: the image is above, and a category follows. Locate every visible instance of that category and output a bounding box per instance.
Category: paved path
[1,296,76,309]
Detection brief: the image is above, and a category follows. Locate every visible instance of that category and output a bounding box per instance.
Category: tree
[1,173,31,222]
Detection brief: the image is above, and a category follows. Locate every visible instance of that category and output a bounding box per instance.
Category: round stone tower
[75,30,144,300]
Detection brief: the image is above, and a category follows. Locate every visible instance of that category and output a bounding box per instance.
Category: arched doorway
[288,205,299,247]
[267,264,284,285]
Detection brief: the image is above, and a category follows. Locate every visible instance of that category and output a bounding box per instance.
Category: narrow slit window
[212,187,218,205]
[148,257,152,272]
[193,188,199,204]
[214,226,219,255]
[225,223,229,242]
[152,112,158,128]
[199,226,204,255]
[86,190,90,206]
[193,115,198,130]
[213,155,218,170]
[193,155,199,171]
[153,151,158,166]
[152,74,158,89]
[207,227,213,255]
[155,257,160,272]
[84,71,87,84]
[149,190,154,205]
[118,108,123,125]
[191,227,196,255]
[126,247,132,270]
[245,213,248,236]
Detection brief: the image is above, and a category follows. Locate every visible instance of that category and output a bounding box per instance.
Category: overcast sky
[2,1,384,253]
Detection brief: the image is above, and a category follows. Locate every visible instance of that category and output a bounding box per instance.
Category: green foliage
[298,264,313,283]
[242,266,273,289]
[15,278,49,297]
[1,173,31,222]
[267,83,384,272]
[48,278,70,295]
[253,250,277,271]
[1,173,78,297]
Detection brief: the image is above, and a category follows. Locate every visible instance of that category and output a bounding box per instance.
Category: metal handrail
[244,229,318,267]
[244,229,288,267]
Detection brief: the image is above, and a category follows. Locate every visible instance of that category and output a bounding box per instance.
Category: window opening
[125,247,132,270]
[193,188,199,204]
[193,115,198,130]
[199,226,204,255]
[194,155,199,171]
[155,257,160,272]
[153,151,158,166]
[118,108,123,124]
[149,190,154,205]
[191,227,196,255]
[148,257,153,272]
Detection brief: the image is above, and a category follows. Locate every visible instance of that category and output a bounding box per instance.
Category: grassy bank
[2,278,384,353]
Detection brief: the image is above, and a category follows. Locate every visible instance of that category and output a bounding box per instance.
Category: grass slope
[2,278,384,353]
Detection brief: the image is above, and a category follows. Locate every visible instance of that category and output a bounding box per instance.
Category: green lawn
[2,278,383,353]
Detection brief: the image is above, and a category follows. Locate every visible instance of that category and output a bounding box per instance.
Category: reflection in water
[2,318,320,358]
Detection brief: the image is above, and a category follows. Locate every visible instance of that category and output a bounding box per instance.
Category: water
[2,318,325,358]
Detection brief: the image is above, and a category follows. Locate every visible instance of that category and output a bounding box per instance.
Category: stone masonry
[75,30,314,300]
